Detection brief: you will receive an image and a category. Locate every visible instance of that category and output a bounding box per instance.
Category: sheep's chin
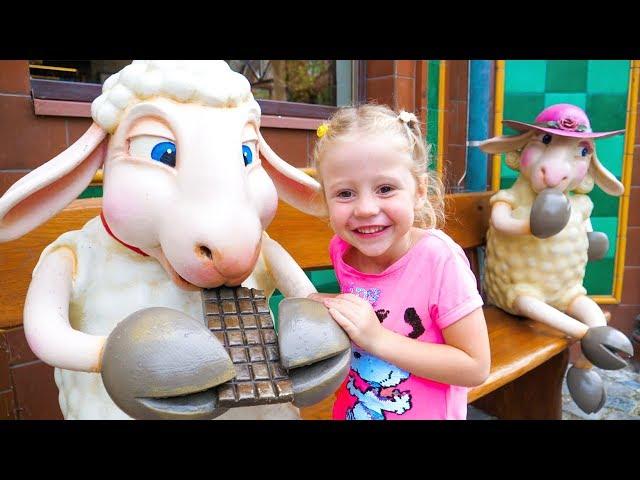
[145,247,250,291]
[143,247,202,292]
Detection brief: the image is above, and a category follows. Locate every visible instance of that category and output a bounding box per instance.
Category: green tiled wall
[502,60,630,295]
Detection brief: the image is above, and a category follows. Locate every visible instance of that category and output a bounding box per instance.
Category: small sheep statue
[0,60,349,420]
[479,103,634,414]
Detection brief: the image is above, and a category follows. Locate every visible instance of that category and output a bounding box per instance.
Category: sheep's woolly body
[39,217,299,420]
[91,60,260,133]
[484,177,592,314]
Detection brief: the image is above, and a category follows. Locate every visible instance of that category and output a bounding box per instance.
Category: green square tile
[79,185,103,199]
[307,268,339,292]
[588,185,620,217]
[505,60,547,93]
[500,176,516,190]
[544,93,587,110]
[593,136,624,178]
[587,60,630,94]
[584,258,614,295]
[503,93,545,135]
[590,217,618,260]
[586,94,627,132]
[545,60,588,92]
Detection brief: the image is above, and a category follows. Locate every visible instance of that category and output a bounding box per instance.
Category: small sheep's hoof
[566,366,607,414]
[101,307,235,420]
[581,326,634,370]
[587,231,609,260]
[530,188,571,238]
[278,298,351,406]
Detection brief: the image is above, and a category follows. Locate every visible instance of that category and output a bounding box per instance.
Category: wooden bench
[0,192,573,419]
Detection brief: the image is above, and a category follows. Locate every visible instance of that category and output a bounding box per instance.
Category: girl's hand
[323,294,386,352]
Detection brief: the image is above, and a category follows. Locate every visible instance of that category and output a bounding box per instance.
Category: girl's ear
[415,174,428,208]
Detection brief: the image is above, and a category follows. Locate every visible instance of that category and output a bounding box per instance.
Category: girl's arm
[376,307,490,386]
[324,295,490,387]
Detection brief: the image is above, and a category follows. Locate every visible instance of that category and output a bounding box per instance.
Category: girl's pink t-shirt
[329,230,483,420]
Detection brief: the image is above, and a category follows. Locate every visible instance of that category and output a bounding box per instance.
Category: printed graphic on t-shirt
[341,283,436,419]
[404,307,426,338]
[345,347,412,420]
[347,283,381,305]
[375,309,389,323]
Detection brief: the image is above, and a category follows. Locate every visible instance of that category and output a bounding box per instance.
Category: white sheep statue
[0,60,349,420]
[479,103,634,414]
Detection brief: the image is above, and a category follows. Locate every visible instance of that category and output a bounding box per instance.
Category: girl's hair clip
[398,110,417,124]
[317,123,330,138]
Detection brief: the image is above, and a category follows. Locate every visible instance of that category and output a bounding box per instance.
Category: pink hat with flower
[503,103,625,139]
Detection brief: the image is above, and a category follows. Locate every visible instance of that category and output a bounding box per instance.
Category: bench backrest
[0,192,492,329]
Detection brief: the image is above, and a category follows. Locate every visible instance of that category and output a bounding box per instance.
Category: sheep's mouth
[136,386,226,419]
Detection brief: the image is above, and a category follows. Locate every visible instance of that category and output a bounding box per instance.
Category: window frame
[30,61,366,121]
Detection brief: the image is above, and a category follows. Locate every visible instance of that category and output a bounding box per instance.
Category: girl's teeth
[357,226,384,234]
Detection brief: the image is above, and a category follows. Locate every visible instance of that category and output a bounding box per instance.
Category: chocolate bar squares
[202,286,294,408]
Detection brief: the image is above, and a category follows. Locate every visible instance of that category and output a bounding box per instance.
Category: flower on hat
[538,117,589,133]
[558,116,579,131]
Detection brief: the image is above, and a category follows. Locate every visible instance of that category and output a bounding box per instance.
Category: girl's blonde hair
[313,103,445,229]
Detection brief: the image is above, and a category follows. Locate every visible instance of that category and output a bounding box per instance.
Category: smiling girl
[310,104,490,420]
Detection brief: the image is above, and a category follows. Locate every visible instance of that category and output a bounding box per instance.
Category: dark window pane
[29,60,354,108]
[229,60,351,107]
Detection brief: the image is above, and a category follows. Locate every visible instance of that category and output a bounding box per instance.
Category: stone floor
[468,361,640,420]
[561,362,640,420]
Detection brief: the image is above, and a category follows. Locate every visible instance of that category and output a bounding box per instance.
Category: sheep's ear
[479,130,535,154]
[591,147,624,196]
[257,131,328,217]
[0,123,108,242]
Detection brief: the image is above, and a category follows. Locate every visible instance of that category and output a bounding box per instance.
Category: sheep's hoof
[581,326,634,370]
[530,188,571,238]
[566,366,607,414]
[289,347,352,407]
[278,298,351,406]
[101,307,235,420]
[587,231,609,260]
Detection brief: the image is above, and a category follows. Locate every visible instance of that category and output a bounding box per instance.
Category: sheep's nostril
[198,245,213,261]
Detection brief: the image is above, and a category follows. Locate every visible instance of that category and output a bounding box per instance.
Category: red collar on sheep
[100,211,149,257]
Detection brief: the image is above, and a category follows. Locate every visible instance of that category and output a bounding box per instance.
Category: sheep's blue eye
[581,147,589,157]
[542,134,552,145]
[150,141,176,167]
[242,145,253,166]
